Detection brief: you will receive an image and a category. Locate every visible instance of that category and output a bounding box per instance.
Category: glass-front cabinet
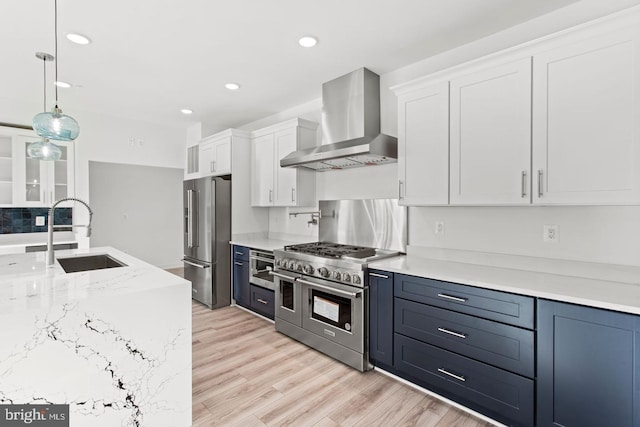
[0,126,75,206]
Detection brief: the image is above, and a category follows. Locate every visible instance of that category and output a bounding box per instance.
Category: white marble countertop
[369,255,640,316]
[230,236,312,252]
[0,246,189,315]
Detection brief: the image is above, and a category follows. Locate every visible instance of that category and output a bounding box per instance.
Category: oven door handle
[250,255,275,263]
[295,278,362,299]
[269,271,299,281]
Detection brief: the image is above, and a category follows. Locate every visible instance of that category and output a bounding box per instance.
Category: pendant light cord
[54,0,59,108]
[42,55,47,111]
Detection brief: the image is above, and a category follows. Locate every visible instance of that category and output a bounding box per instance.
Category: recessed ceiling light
[54,81,71,88]
[66,33,91,45]
[225,83,240,90]
[298,36,318,48]
[180,109,193,115]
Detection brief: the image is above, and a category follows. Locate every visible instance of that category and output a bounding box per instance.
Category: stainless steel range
[272,199,406,372]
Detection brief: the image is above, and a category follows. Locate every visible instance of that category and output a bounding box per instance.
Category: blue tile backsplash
[0,207,72,234]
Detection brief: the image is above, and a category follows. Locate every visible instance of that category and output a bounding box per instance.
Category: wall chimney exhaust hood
[280,68,397,171]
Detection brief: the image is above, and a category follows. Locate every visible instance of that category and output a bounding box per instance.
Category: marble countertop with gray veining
[0,246,189,314]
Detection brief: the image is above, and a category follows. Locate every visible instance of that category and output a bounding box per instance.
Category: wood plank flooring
[191,301,496,427]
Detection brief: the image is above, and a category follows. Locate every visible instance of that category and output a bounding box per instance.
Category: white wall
[234,0,640,267]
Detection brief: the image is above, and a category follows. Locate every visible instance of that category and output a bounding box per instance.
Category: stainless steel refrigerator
[183,175,231,309]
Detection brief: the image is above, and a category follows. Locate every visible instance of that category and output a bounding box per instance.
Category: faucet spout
[47,197,93,267]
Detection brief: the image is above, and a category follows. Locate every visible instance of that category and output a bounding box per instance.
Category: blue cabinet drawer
[395,334,534,427]
[232,245,250,262]
[395,298,534,378]
[250,284,274,319]
[395,273,534,329]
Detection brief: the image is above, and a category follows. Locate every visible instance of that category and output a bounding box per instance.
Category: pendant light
[28,52,62,161]
[32,0,79,141]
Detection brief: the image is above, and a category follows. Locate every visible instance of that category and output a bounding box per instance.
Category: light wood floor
[191,301,495,427]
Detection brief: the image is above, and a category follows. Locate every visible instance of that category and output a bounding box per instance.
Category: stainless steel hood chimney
[280,68,397,171]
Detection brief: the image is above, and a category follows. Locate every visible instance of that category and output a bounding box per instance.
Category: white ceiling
[2,0,583,133]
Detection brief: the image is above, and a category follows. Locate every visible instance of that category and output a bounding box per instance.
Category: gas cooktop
[283,242,377,259]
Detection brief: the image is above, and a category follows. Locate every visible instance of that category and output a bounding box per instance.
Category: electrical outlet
[435,221,445,236]
[543,224,559,242]
[35,216,45,226]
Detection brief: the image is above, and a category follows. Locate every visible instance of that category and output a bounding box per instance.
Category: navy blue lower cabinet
[394,334,534,427]
[232,255,250,308]
[537,300,640,427]
[249,284,274,319]
[368,270,394,369]
[394,298,534,378]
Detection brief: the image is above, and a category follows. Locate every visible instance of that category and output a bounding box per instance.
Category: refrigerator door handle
[182,258,210,269]
[187,189,199,248]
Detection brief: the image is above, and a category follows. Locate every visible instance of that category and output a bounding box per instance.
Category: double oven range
[272,242,399,371]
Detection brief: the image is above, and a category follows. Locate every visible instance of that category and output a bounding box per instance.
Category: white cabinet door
[251,134,274,206]
[450,58,532,205]
[397,81,450,205]
[213,136,232,175]
[532,28,640,205]
[200,136,232,177]
[184,144,199,179]
[273,128,297,206]
[14,135,75,206]
[0,134,15,206]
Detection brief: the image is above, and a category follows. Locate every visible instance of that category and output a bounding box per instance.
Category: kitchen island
[0,247,191,427]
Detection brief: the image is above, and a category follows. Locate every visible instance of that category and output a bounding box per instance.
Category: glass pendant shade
[33,107,80,141]
[27,139,62,161]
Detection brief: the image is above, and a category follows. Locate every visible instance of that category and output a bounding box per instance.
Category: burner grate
[284,242,376,259]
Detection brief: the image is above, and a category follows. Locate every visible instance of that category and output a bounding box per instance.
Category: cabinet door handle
[521,170,527,198]
[399,180,404,199]
[437,327,467,339]
[291,188,295,202]
[257,298,268,305]
[234,261,244,266]
[538,169,544,197]
[212,160,216,172]
[437,368,466,382]
[437,293,468,303]
[369,273,389,279]
[269,189,273,203]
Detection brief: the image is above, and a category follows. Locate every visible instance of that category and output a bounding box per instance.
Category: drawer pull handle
[234,262,244,266]
[437,293,468,303]
[369,273,389,279]
[437,368,466,382]
[437,327,467,339]
[257,298,268,305]
[235,251,244,256]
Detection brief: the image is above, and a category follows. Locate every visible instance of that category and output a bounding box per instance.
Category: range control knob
[342,272,351,283]
[318,267,329,278]
[351,274,361,285]
[287,260,296,270]
[333,271,342,280]
[303,264,314,274]
[274,259,280,268]
[295,263,304,272]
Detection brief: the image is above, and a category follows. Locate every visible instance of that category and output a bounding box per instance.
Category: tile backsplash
[0,207,72,234]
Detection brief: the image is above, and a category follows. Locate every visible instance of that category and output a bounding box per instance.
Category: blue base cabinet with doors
[369,270,640,427]
[368,269,394,371]
[537,300,640,427]
[232,245,250,308]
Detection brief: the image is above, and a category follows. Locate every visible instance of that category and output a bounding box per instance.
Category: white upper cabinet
[0,126,74,206]
[251,118,318,207]
[184,143,199,180]
[449,57,532,205]
[397,81,450,206]
[199,134,232,177]
[532,27,640,205]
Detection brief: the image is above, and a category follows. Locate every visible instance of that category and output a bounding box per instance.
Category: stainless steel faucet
[47,197,93,267]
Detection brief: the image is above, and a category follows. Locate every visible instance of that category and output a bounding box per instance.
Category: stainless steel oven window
[250,250,274,289]
[310,289,353,332]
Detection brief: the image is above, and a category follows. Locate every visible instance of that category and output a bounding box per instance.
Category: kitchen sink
[57,254,127,273]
